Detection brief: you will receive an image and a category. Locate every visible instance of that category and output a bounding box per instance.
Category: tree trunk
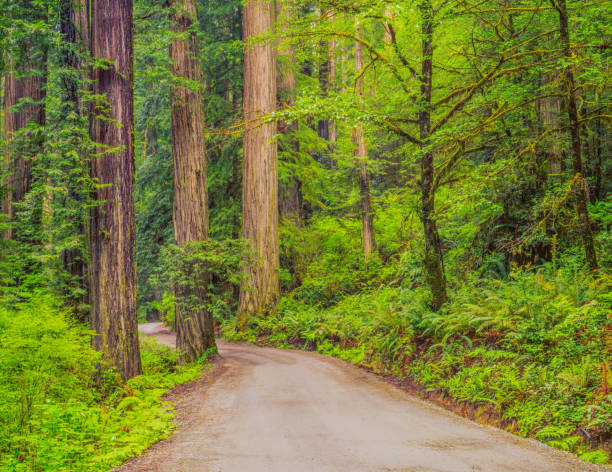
[538,72,562,175]
[316,8,338,169]
[2,0,47,241]
[74,0,89,48]
[593,118,604,200]
[238,0,279,329]
[278,179,302,223]
[170,0,216,361]
[553,0,598,270]
[59,0,89,318]
[318,29,330,142]
[383,6,394,44]
[328,24,337,144]
[89,0,141,381]
[419,0,447,310]
[325,9,338,168]
[277,0,302,225]
[354,23,376,257]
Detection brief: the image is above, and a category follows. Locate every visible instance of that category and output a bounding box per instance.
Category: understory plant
[0,293,210,472]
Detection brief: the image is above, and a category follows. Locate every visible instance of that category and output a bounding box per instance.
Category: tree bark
[59,0,89,317]
[89,0,142,381]
[419,0,447,310]
[593,118,604,200]
[538,71,563,175]
[328,19,337,144]
[318,28,330,142]
[383,6,394,44]
[170,0,216,361]
[238,0,279,329]
[552,0,598,270]
[354,23,376,257]
[74,0,90,48]
[316,8,338,168]
[2,0,47,240]
[277,0,302,225]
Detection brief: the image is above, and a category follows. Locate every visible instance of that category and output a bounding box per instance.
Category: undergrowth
[0,294,210,472]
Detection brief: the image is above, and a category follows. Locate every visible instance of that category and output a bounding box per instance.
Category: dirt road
[121,323,607,472]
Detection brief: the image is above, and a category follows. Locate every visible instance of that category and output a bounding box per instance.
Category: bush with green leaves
[153,239,252,326]
[279,209,411,306]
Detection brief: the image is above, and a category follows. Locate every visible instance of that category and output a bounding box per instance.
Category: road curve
[121,323,608,472]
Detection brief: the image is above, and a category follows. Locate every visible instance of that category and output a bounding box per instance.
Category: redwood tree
[277,0,302,224]
[238,0,279,329]
[354,23,376,257]
[2,0,47,240]
[58,0,89,315]
[317,10,330,142]
[89,0,141,380]
[170,0,216,360]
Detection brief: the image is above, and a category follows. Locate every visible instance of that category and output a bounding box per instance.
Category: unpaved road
[121,323,608,472]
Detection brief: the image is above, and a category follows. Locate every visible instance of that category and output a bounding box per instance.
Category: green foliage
[0,294,97,453]
[580,450,611,466]
[159,292,176,328]
[0,0,95,315]
[0,294,209,472]
[155,239,251,323]
[279,203,414,303]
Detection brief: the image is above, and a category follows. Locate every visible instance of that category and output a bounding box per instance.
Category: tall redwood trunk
[170,0,216,361]
[277,0,302,224]
[318,30,330,142]
[238,0,279,329]
[552,0,598,270]
[59,0,89,316]
[89,0,141,380]
[354,24,376,257]
[2,0,47,240]
[418,0,447,310]
[316,8,337,168]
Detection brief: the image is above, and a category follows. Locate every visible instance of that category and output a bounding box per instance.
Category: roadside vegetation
[0,292,212,472]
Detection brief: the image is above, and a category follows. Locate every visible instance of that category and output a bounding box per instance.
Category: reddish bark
[89,0,142,380]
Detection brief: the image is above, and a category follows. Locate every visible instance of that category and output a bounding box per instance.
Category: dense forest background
[0,0,611,470]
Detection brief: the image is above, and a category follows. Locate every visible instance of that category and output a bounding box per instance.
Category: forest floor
[119,323,609,472]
